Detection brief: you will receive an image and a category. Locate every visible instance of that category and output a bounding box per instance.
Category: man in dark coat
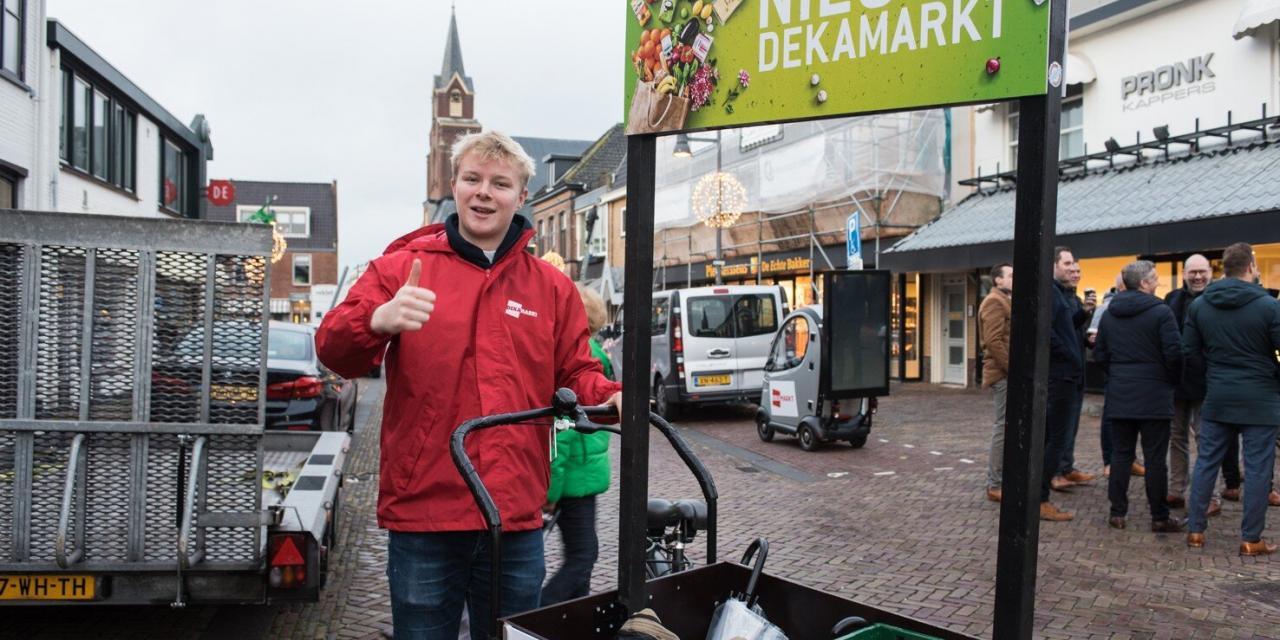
[1093,260,1184,532]
[1164,254,1239,514]
[1054,262,1098,489]
[1040,247,1087,522]
[1184,243,1280,556]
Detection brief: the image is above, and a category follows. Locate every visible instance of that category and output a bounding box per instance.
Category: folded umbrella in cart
[705,539,787,640]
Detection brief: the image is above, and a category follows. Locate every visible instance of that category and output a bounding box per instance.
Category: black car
[266,321,357,432]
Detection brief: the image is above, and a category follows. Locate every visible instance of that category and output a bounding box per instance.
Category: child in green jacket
[542,285,613,605]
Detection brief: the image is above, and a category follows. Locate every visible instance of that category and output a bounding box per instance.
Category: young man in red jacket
[315,131,621,640]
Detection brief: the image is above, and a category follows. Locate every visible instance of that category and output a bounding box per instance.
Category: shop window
[1,0,23,79]
[60,68,136,192]
[160,139,188,215]
[1009,85,1083,169]
[292,253,312,286]
[1255,243,1280,293]
[891,274,921,380]
[0,170,16,208]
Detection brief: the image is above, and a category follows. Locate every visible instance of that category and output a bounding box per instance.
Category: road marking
[929,451,943,456]
[899,455,908,460]
[959,458,975,464]
[902,444,915,449]
[873,471,896,477]
[827,472,849,478]
[878,438,889,444]
[934,467,954,472]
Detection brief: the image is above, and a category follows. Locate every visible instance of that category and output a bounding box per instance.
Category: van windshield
[687,294,777,338]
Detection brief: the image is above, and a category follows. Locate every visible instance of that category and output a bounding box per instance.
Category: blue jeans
[1186,420,1279,542]
[541,496,600,606]
[1057,382,1085,475]
[387,529,545,640]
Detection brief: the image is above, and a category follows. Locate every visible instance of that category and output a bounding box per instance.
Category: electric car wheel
[798,423,820,451]
[756,416,774,442]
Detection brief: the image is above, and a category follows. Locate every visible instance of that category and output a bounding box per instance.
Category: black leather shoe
[1152,517,1186,533]
[1108,516,1126,530]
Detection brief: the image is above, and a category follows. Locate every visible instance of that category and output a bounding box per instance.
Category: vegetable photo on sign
[623,0,1052,134]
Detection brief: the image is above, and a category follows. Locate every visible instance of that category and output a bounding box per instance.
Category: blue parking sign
[846,214,863,270]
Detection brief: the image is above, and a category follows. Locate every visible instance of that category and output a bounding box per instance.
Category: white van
[605,285,787,418]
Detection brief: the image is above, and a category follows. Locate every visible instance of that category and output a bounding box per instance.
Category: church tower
[424,7,480,224]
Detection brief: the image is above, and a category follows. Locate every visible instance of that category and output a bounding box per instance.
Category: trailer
[0,210,347,606]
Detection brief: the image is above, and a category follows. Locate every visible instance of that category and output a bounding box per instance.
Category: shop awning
[1065,52,1096,85]
[1234,0,1280,39]
[882,141,1280,273]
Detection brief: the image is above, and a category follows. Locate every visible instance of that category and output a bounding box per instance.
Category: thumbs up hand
[371,259,437,335]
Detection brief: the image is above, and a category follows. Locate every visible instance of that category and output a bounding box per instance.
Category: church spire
[436,5,473,91]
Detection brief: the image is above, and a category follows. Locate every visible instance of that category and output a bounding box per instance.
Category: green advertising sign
[624,0,1052,134]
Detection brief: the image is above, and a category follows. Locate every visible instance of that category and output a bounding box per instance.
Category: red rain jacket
[314,224,620,532]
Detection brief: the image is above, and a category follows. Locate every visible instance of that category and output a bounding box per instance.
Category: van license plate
[0,575,96,600]
[695,374,731,386]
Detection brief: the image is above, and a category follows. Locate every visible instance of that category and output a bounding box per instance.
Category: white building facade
[956,0,1280,194]
[0,2,211,217]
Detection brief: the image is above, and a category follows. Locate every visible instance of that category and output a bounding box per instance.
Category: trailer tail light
[832,400,850,421]
[268,533,309,589]
[267,376,324,400]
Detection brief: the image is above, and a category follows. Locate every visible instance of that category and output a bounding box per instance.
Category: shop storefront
[883,0,1280,388]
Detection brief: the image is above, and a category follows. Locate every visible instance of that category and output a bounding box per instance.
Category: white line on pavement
[873,471,896,477]
[929,451,942,456]
[959,458,974,464]
[934,467,954,471]
[903,444,915,449]
[878,438,889,443]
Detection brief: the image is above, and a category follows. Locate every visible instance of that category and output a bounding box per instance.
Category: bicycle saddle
[646,498,708,531]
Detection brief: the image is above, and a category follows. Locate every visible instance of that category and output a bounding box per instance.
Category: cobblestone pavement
[279,379,1279,640]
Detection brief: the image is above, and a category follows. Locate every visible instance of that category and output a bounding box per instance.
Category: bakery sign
[1121,53,1216,112]
[624,0,1052,135]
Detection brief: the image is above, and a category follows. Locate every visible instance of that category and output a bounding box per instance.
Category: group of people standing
[980,243,1280,555]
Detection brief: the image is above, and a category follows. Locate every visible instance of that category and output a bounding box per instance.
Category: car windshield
[268,328,312,361]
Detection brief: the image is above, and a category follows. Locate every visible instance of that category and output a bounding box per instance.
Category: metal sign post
[994,1,1068,637]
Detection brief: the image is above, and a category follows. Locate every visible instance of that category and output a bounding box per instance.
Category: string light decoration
[245,256,267,285]
[692,171,748,229]
[271,228,288,264]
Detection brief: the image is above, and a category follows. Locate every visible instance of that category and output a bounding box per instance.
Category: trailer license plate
[695,374,731,386]
[211,384,258,402]
[0,575,96,600]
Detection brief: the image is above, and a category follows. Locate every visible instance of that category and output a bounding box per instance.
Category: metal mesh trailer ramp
[0,210,347,606]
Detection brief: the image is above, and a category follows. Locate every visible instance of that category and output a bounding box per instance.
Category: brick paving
[286,379,1279,640]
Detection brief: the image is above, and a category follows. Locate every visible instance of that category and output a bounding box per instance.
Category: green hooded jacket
[547,338,614,503]
[1182,278,1280,425]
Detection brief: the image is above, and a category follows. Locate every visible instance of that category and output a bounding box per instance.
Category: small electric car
[755,271,891,451]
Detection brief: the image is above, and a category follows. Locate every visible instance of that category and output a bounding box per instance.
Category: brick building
[206,180,340,323]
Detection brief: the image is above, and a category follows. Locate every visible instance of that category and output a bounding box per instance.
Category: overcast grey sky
[47,0,624,271]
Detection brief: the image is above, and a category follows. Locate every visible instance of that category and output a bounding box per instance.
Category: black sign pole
[993,1,1067,638]
[618,133,656,614]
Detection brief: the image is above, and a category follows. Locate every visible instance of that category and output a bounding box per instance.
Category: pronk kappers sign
[1120,53,1216,112]
[624,0,1051,134]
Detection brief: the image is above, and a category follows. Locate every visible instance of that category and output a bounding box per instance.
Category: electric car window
[769,316,810,371]
[687,296,734,338]
[651,298,670,336]
[734,294,778,337]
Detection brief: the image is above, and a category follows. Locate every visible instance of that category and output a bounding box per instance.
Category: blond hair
[576,284,608,334]
[451,130,536,188]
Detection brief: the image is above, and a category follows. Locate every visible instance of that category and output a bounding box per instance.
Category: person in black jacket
[1093,260,1185,532]
[1164,254,1240,514]
[1183,243,1280,556]
[1039,247,1089,522]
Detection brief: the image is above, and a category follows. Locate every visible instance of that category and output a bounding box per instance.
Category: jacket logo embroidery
[505,299,540,319]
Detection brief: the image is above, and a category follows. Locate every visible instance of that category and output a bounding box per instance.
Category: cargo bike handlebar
[448,387,718,636]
